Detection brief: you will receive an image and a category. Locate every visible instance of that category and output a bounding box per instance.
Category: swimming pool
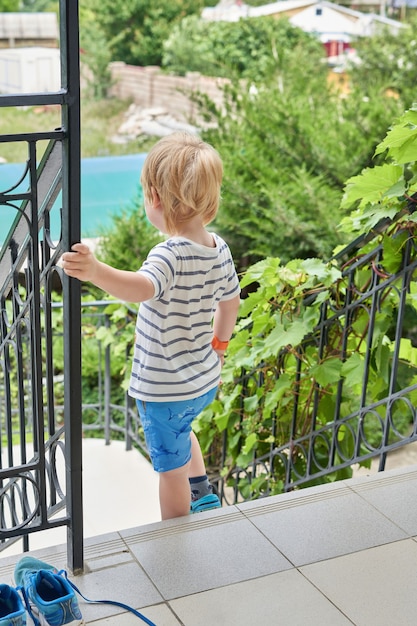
[0,153,147,243]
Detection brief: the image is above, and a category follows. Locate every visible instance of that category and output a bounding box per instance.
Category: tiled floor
[1,463,417,625]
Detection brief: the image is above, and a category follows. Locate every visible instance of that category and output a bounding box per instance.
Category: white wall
[0,47,60,94]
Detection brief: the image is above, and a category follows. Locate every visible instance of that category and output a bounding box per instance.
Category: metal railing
[0,0,82,572]
[214,219,417,503]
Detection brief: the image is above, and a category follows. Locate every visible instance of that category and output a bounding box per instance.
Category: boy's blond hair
[140,131,223,235]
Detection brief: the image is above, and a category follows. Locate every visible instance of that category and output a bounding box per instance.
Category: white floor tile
[170,570,352,626]
[301,539,417,626]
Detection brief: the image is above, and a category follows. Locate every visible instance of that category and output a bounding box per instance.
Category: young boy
[62,132,241,520]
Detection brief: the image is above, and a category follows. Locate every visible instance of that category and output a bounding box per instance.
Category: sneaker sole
[29,609,85,626]
[192,503,221,513]
[190,494,222,513]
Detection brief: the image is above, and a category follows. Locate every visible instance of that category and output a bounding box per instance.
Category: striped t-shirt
[128,233,240,402]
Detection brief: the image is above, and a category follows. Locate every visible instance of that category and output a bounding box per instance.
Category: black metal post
[60,0,83,574]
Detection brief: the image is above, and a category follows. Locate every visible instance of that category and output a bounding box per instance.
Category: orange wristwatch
[212,336,229,351]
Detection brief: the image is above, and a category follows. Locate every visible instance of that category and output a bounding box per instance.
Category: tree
[84,0,207,66]
[163,15,322,79]
[0,0,19,10]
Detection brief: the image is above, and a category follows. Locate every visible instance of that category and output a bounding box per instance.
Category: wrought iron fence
[36,217,417,514]
[214,221,417,504]
[0,0,82,572]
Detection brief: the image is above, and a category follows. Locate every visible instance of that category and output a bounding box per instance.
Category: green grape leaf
[264,319,308,356]
[381,231,408,273]
[310,359,343,386]
[241,432,258,455]
[375,108,417,163]
[341,353,365,386]
[341,164,403,210]
[399,338,417,367]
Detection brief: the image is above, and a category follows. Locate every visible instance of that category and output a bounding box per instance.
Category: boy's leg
[189,431,221,510]
[136,389,219,519]
[189,431,206,477]
[159,461,191,520]
[189,431,213,499]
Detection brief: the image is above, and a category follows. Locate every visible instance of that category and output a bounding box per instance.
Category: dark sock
[189,474,213,502]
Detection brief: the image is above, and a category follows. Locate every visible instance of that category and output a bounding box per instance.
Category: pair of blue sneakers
[0,556,83,626]
[0,556,156,626]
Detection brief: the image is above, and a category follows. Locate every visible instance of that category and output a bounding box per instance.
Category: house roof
[290,2,405,38]
[0,12,59,40]
[202,0,405,39]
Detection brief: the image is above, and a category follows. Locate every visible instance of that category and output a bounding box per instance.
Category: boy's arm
[212,294,241,355]
[62,242,154,303]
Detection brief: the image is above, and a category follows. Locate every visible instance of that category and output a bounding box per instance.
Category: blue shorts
[136,386,218,473]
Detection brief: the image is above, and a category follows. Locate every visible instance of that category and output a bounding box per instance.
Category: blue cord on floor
[60,570,157,626]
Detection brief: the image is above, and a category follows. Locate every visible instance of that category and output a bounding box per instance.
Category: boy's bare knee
[160,462,190,481]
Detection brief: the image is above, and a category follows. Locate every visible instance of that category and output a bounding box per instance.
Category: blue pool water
[0,153,147,242]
